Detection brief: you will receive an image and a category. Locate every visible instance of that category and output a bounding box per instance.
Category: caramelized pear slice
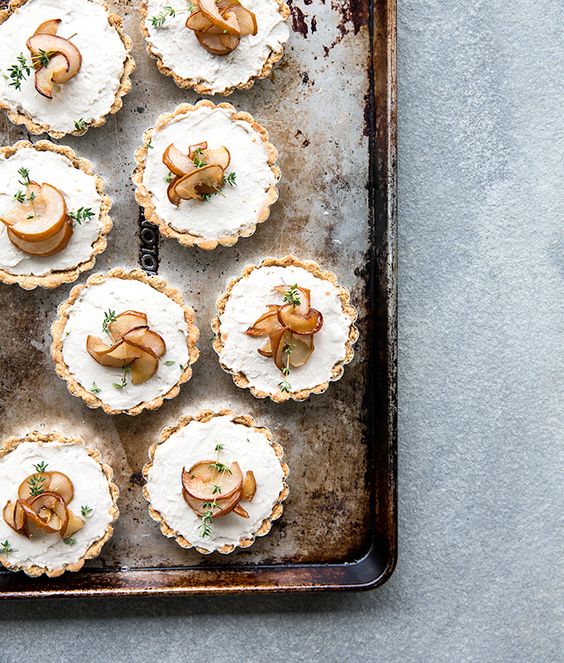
[22,492,68,536]
[18,470,74,503]
[278,305,323,335]
[197,0,241,34]
[34,53,69,98]
[3,500,26,535]
[130,347,158,385]
[188,142,208,158]
[182,487,241,518]
[273,284,311,316]
[230,4,257,35]
[245,306,282,336]
[195,27,240,55]
[257,338,272,357]
[167,178,181,206]
[33,18,61,37]
[0,182,41,228]
[108,311,147,341]
[182,461,243,501]
[9,183,67,242]
[272,327,293,371]
[185,9,214,31]
[26,34,81,83]
[8,217,72,256]
[233,503,249,518]
[123,326,166,358]
[205,146,231,170]
[62,508,84,538]
[174,164,224,200]
[289,333,314,367]
[162,143,196,177]
[241,470,256,501]
[100,340,142,363]
[18,471,49,501]
[86,336,131,368]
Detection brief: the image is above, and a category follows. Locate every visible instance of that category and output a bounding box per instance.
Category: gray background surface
[0,0,562,661]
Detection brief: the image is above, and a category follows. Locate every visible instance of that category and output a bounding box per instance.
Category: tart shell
[0,430,119,578]
[132,99,280,250]
[0,140,112,290]
[50,267,200,416]
[139,0,290,97]
[142,408,289,554]
[212,255,359,403]
[0,0,135,139]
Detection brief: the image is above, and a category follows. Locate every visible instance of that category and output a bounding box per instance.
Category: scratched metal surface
[0,0,372,572]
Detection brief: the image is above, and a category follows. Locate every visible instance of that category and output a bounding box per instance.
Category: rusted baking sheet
[0,0,396,597]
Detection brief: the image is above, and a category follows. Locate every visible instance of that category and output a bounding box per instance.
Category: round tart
[140,0,290,96]
[133,100,280,250]
[0,140,111,290]
[51,268,200,416]
[0,0,134,138]
[212,256,359,402]
[0,431,119,578]
[143,409,289,554]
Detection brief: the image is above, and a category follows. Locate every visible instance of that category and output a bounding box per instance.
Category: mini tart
[140,0,290,96]
[51,268,200,416]
[0,0,134,138]
[0,431,119,578]
[0,140,112,290]
[133,100,280,250]
[213,256,359,402]
[143,409,289,554]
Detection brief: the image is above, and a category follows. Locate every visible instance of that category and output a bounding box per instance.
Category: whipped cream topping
[0,441,114,572]
[146,415,285,551]
[0,147,104,276]
[218,265,354,396]
[61,276,192,411]
[143,105,277,241]
[0,0,128,133]
[144,0,289,94]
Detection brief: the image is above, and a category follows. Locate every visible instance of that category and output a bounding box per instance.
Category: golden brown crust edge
[0,431,120,578]
[50,267,201,416]
[142,408,289,555]
[211,255,360,403]
[0,140,113,290]
[132,99,280,251]
[139,0,290,96]
[0,0,135,139]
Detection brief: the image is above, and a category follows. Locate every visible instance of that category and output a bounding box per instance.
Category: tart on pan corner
[142,409,289,554]
[0,0,135,138]
[0,431,119,578]
[140,0,290,96]
[51,268,200,416]
[212,256,359,402]
[0,140,112,289]
[132,100,280,250]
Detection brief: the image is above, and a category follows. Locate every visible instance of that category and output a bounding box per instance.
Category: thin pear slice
[22,492,68,537]
[33,18,61,37]
[182,461,243,501]
[245,306,283,336]
[26,34,82,83]
[188,142,208,158]
[272,327,293,371]
[182,487,241,518]
[8,218,72,256]
[174,164,224,200]
[100,340,142,363]
[62,509,84,538]
[3,500,27,535]
[230,5,257,35]
[232,503,249,518]
[167,178,181,206]
[278,305,323,335]
[0,182,41,228]
[123,326,166,357]
[195,26,240,55]
[205,146,231,170]
[257,338,272,357]
[34,53,69,98]
[273,284,311,315]
[162,143,196,177]
[288,333,314,367]
[18,470,73,503]
[241,470,256,501]
[130,347,158,385]
[197,0,241,35]
[86,336,131,368]
[108,311,147,341]
[9,183,66,242]
[185,9,214,31]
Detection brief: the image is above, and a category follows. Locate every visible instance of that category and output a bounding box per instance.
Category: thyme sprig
[90,382,101,394]
[63,536,76,545]
[192,147,206,168]
[0,540,13,555]
[4,51,56,90]
[74,118,87,131]
[112,366,129,391]
[150,3,195,28]
[81,505,93,518]
[200,171,237,201]
[278,380,291,393]
[102,309,117,334]
[198,443,229,538]
[34,461,48,473]
[283,284,301,307]
[68,207,94,225]
[27,473,47,497]
[15,167,37,216]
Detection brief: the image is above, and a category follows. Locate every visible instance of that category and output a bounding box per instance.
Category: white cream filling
[143,106,276,241]
[61,277,191,411]
[146,415,284,551]
[145,0,289,94]
[0,0,128,133]
[0,441,114,572]
[0,147,103,276]
[218,265,353,395]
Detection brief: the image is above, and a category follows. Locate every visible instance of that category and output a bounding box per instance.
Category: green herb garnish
[68,207,94,225]
[0,540,13,555]
[81,505,93,518]
[63,536,76,545]
[282,285,301,307]
[74,118,87,131]
[150,3,195,27]
[102,309,117,334]
[90,382,101,394]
